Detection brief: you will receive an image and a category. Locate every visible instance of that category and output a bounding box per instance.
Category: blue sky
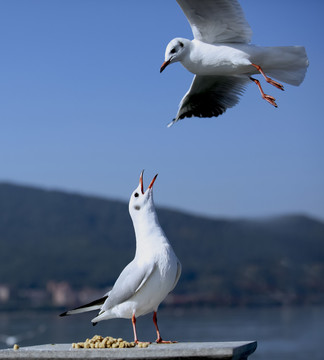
[0,0,323,220]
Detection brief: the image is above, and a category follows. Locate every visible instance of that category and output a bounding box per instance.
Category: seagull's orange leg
[251,63,284,91]
[132,314,139,343]
[153,311,177,344]
[250,77,278,108]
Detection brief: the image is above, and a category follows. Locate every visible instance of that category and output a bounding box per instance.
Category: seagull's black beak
[160,60,171,73]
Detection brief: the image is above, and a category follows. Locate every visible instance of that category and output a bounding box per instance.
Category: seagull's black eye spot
[179,42,184,47]
[134,192,139,198]
[134,205,140,211]
[170,48,176,54]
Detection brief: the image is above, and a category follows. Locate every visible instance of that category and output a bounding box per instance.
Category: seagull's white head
[129,170,158,219]
[160,38,190,73]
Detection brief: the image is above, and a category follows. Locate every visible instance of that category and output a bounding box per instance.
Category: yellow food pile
[72,335,149,349]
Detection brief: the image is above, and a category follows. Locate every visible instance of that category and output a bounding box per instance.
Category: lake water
[0,306,322,359]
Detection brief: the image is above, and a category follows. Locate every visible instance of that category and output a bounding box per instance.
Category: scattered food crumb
[13,344,19,350]
[72,335,141,349]
[137,341,150,348]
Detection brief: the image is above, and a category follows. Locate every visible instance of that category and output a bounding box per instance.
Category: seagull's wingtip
[167,119,176,128]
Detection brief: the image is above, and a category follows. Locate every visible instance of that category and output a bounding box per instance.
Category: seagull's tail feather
[91,308,117,324]
[257,46,309,86]
[59,295,108,317]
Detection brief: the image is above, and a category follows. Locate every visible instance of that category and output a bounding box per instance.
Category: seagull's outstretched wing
[169,75,248,126]
[100,261,157,312]
[176,0,252,44]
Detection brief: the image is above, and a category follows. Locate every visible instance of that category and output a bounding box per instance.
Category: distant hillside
[0,182,323,308]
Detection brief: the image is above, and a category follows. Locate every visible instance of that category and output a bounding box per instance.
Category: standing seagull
[160,0,309,126]
[60,171,181,343]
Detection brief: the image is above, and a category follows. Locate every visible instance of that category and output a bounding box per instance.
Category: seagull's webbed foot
[153,311,177,344]
[250,77,278,108]
[263,94,278,108]
[266,78,284,91]
[155,337,177,344]
[251,63,284,91]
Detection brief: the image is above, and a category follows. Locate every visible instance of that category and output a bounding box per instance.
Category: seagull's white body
[60,171,181,343]
[177,39,251,75]
[160,0,309,125]
[92,192,181,322]
[178,39,306,83]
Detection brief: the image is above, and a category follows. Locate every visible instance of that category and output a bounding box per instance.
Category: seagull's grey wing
[101,260,157,312]
[176,0,252,44]
[169,75,248,125]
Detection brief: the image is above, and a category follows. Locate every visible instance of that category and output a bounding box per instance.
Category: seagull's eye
[134,193,139,198]
[170,48,176,54]
[179,42,184,47]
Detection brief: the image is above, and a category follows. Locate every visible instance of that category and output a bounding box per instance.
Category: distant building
[0,285,10,302]
[47,281,77,306]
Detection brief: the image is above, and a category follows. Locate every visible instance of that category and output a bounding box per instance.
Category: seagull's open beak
[160,60,171,73]
[139,170,144,194]
[148,174,158,189]
[139,171,158,193]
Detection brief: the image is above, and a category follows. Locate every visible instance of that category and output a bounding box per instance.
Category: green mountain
[0,182,323,307]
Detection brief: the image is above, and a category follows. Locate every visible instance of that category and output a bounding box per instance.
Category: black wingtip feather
[92,322,98,326]
[72,295,108,311]
[58,295,108,318]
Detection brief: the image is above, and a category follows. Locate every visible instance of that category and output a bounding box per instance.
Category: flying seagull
[160,0,309,126]
[60,171,181,343]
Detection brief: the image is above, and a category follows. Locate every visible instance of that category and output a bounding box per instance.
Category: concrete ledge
[0,341,257,360]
